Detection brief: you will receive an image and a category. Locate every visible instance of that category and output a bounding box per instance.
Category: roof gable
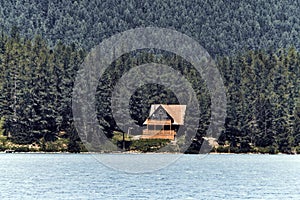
[144,104,186,125]
[149,105,172,121]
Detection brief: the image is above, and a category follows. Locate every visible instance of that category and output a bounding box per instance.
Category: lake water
[0,154,299,200]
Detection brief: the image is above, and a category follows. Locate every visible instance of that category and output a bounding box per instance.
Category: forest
[0,0,299,153]
[1,0,299,57]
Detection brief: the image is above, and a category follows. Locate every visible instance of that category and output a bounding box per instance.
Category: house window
[158,109,163,120]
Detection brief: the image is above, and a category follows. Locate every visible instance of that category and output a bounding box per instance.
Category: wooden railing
[144,119,172,125]
[141,129,176,140]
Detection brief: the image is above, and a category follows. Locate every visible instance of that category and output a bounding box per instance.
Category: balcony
[141,129,176,140]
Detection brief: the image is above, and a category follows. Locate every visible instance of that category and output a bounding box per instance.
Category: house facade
[142,104,186,140]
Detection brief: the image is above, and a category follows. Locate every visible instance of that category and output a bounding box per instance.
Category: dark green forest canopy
[0,33,299,153]
[0,0,299,57]
[0,0,299,153]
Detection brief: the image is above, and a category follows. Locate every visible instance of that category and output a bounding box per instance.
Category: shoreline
[0,151,298,155]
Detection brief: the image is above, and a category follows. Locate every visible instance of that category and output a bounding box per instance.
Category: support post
[122,132,125,151]
[170,120,171,135]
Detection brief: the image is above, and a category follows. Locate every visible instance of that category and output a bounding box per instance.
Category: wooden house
[142,104,186,140]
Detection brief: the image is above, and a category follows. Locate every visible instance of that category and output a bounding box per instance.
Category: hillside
[0,0,299,57]
[0,0,299,153]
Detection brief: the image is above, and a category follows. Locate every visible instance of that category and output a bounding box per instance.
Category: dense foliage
[0,0,299,57]
[217,48,300,153]
[129,139,172,153]
[0,31,85,149]
[0,31,299,153]
[0,1,299,153]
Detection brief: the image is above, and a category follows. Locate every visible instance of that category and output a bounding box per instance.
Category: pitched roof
[144,104,186,125]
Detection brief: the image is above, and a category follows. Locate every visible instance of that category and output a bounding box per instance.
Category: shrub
[256,146,279,154]
[215,146,230,153]
[0,144,6,151]
[13,146,30,152]
[130,139,170,152]
[295,146,300,154]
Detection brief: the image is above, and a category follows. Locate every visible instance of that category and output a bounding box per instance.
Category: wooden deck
[141,130,176,140]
